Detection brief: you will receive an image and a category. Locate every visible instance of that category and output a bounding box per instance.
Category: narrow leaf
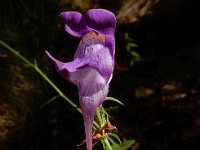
[40,95,60,108]
[107,133,121,144]
[105,97,124,106]
[119,139,135,150]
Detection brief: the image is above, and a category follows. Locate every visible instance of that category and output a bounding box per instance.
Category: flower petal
[81,85,108,150]
[46,51,89,82]
[84,9,116,36]
[77,67,109,150]
[74,32,114,82]
[45,51,64,71]
[105,35,115,59]
[46,51,109,150]
[59,12,90,38]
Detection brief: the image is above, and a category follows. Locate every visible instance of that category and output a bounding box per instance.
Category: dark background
[1,0,200,149]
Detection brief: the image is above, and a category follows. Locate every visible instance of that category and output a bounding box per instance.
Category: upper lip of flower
[59,9,116,37]
[59,9,116,59]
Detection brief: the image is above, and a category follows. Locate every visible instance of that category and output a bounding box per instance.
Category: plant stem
[96,107,103,127]
[96,107,114,149]
[107,136,116,145]
[36,64,82,113]
[104,137,113,150]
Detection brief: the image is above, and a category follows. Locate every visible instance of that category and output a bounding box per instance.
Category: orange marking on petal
[83,32,106,43]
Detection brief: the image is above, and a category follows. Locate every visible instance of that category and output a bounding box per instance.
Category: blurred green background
[1,0,200,150]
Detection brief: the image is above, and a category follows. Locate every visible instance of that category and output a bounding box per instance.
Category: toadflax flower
[45,9,116,150]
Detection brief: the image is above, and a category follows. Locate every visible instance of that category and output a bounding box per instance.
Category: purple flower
[46,9,116,150]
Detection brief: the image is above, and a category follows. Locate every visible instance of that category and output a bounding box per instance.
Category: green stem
[104,138,113,150]
[107,136,116,145]
[96,107,114,149]
[93,120,99,129]
[36,65,82,113]
[96,107,103,127]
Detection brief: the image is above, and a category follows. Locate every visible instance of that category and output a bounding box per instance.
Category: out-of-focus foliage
[124,33,141,67]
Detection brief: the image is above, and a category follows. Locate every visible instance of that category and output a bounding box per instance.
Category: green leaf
[105,143,120,150]
[101,140,106,149]
[105,139,135,150]
[127,43,138,49]
[130,51,140,58]
[111,143,120,150]
[40,95,60,108]
[105,97,124,106]
[107,133,121,144]
[99,106,110,122]
[119,139,136,150]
